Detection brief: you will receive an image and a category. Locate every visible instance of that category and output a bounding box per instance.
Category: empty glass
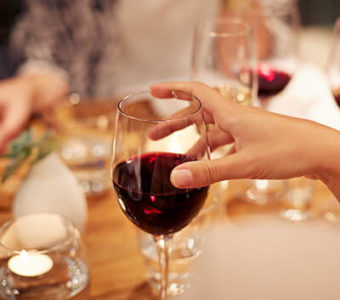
[57,93,114,197]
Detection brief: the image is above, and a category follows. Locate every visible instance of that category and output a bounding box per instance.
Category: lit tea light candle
[8,250,53,277]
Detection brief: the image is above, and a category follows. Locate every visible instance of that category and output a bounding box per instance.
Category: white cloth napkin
[179,217,340,300]
[267,63,340,131]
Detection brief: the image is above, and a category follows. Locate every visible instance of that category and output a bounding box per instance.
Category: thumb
[170,154,249,188]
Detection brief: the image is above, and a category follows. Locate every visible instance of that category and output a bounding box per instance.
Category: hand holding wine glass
[111,91,210,298]
[150,81,340,201]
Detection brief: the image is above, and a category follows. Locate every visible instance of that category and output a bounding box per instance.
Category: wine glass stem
[154,235,171,299]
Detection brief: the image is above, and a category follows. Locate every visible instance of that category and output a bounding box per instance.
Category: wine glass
[191,18,260,205]
[328,17,340,108]
[236,3,300,205]
[318,17,340,223]
[191,18,256,108]
[191,18,256,174]
[111,91,210,298]
[239,2,300,106]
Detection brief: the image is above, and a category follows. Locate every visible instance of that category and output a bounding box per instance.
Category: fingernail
[171,169,193,188]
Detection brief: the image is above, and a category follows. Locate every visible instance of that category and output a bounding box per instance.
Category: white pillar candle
[8,250,53,277]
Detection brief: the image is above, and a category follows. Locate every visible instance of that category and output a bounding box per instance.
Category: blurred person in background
[0,0,338,149]
[0,0,220,149]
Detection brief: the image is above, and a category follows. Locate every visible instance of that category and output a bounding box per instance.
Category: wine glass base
[139,231,203,297]
[245,180,286,206]
[246,189,283,206]
[280,209,311,222]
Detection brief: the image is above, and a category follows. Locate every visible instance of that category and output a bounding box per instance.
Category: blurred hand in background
[0,73,69,150]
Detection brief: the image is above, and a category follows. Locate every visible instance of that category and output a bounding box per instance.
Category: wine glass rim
[197,18,250,38]
[118,90,203,123]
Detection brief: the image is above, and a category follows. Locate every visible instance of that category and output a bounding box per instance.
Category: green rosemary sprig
[1,129,59,183]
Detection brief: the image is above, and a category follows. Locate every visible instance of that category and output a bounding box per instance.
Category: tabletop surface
[0,98,337,299]
[0,171,335,300]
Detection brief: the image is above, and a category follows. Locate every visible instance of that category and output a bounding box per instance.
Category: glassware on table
[281,177,315,221]
[57,93,115,197]
[191,18,274,206]
[191,18,255,172]
[319,17,340,223]
[237,2,300,105]
[111,91,210,299]
[136,182,220,296]
[237,3,300,205]
[191,18,256,109]
[327,17,340,108]
[0,213,89,300]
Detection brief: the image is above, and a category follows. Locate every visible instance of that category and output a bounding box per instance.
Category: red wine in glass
[112,91,209,299]
[112,152,208,236]
[257,64,292,98]
[332,88,340,107]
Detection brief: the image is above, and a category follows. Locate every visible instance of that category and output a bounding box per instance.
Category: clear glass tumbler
[57,93,115,197]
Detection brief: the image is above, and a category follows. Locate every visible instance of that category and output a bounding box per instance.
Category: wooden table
[0,171,335,300]
[0,101,337,299]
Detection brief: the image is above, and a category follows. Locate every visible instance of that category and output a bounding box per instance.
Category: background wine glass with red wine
[328,17,340,108]
[257,64,293,99]
[111,91,210,299]
[236,2,300,205]
[241,2,300,106]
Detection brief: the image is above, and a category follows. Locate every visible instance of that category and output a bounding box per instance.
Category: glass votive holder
[0,213,90,300]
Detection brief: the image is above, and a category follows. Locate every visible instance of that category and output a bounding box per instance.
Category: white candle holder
[0,213,90,299]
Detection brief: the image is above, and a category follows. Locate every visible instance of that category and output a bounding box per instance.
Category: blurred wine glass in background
[191,18,256,109]
[327,17,340,108]
[190,18,256,201]
[239,2,300,106]
[56,94,115,197]
[237,2,301,205]
[315,17,340,223]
